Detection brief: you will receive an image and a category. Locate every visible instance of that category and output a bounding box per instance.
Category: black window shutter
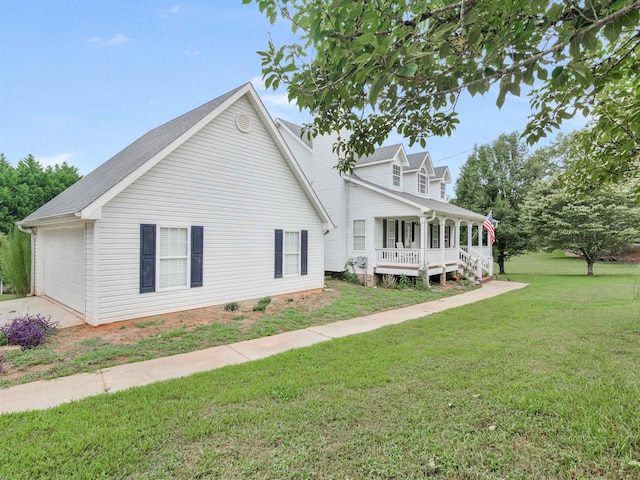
[274,229,283,278]
[140,224,156,293]
[301,230,308,276]
[411,222,416,242]
[382,219,387,248]
[191,226,204,287]
[401,221,405,245]
[395,220,399,244]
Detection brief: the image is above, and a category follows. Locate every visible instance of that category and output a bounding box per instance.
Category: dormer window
[418,168,427,195]
[440,182,446,200]
[392,164,401,187]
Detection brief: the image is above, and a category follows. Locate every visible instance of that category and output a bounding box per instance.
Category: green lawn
[0,280,467,387]
[1,252,639,479]
[0,293,16,302]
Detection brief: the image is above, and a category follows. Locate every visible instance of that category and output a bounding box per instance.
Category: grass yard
[0,280,467,387]
[1,252,639,479]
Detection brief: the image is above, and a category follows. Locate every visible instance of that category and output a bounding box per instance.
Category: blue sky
[0,1,586,187]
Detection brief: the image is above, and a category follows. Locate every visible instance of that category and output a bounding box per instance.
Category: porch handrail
[375,248,422,266]
[466,246,493,278]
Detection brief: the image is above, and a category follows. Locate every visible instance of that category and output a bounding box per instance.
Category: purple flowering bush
[0,314,59,349]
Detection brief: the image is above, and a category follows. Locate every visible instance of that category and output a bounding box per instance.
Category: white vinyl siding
[85,222,95,324]
[159,227,188,288]
[284,231,300,276]
[353,219,365,251]
[93,96,325,324]
[299,132,348,272]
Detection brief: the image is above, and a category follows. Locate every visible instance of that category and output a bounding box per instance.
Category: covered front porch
[373,216,493,281]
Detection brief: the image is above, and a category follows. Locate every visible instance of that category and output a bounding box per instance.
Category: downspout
[17,223,35,296]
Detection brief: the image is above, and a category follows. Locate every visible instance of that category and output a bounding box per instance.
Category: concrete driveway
[0,296,84,329]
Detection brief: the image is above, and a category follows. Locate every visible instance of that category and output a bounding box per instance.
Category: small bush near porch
[0,252,639,478]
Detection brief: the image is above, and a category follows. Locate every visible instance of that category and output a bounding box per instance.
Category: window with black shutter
[191,226,203,287]
[274,229,283,278]
[140,224,156,293]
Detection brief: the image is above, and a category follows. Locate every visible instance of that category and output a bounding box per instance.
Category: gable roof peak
[20,83,252,224]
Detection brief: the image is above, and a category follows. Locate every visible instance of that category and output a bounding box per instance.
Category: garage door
[42,226,85,313]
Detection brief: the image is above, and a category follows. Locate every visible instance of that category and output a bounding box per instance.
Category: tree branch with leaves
[248,0,640,174]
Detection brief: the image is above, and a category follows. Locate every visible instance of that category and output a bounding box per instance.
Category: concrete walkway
[0,296,84,328]
[0,281,527,414]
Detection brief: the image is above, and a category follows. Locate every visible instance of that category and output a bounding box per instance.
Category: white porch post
[478,223,483,249]
[454,219,461,248]
[439,217,446,265]
[419,215,427,268]
[467,222,473,249]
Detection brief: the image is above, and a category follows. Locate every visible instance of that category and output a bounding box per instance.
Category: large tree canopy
[452,132,551,274]
[0,154,81,234]
[563,53,640,191]
[249,0,640,174]
[521,177,640,275]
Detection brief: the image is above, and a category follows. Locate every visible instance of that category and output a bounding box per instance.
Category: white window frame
[283,230,301,277]
[353,219,365,251]
[440,182,446,200]
[386,219,396,248]
[158,226,190,290]
[392,164,401,187]
[418,171,427,195]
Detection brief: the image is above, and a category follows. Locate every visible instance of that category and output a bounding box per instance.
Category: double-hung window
[440,183,446,200]
[159,227,188,288]
[392,164,401,187]
[418,172,427,195]
[275,229,308,278]
[284,231,300,276]
[140,224,203,293]
[353,219,365,251]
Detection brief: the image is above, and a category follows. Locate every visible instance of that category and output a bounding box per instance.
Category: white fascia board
[397,147,410,167]
[424,153,436,176]
[79,84,254,221]
[248,86,336,231]
[274,119,313,154]
[346,176,431,214]
[18,214,86,228]
[353,158,394,168]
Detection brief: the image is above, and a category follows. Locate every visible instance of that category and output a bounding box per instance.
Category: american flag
[483,212,495,244]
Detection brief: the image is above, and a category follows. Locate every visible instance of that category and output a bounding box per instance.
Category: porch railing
[466,246,493,279]
[375,248,422,266]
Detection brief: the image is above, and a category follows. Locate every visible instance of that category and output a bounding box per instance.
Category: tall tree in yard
[249,0,640,174]
[0,154,81,234]
[520,179,640,276]
[453,132,550,275]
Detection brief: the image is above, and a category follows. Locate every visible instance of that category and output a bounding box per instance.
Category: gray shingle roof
[21,84,246,224]
[276,119,313,148]
[349,174,485,222]
[406,152,428,170]
[355,144,403,166]
[433,166,448,179]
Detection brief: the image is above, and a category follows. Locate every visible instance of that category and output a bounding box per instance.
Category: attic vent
[235,113,252,133]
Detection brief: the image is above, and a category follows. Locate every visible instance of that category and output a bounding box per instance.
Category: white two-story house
[276,120,493,284]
